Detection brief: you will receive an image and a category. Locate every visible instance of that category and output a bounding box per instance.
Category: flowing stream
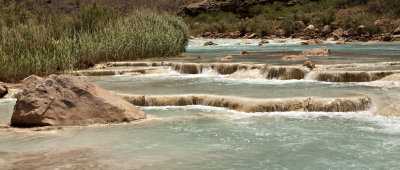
[1,39,400,169]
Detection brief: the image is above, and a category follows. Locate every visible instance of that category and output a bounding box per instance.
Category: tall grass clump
[0,3,189,82]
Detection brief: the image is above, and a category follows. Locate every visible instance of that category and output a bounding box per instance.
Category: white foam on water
[188,39,307,47]
[140,105,400,135]
[0,98,17,103]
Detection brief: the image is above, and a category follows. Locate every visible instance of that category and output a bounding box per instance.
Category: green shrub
[0,4,189,82]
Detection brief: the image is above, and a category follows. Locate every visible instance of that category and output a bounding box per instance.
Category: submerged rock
[258,39,269,46]
[215,55,233,61]
[11,74,146,127]
[306,39,323,45]
[204,41,217,46]
[0,83,8,98]
[281,55,308,61]
[301,46,331,56]
[273,39,287,43]
[239,50,250,55]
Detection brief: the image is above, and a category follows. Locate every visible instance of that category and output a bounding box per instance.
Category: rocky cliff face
[177,0,308,16]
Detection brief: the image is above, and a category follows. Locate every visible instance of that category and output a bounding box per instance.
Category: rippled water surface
[1,39,400,169]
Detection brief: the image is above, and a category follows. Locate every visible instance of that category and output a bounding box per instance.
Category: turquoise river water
[1,39,400,169]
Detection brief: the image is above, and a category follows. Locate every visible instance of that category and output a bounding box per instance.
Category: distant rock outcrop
[11,74,146,127]
[178,0,309,17]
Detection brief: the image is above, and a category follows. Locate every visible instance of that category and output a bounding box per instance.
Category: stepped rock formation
[178,0,309,16]
[11,74,146,127]
[122,94,371,112]
[309,71,397,82]
[84,61,400,83]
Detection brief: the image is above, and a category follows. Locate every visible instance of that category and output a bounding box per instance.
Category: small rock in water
[281,55,308,61]
[336,41,345,45]
[273,39,287,43]
[239,51,249,55]
[216,55,233,61]
[258,40,269,46]
[301,46,331,56]
[306,39,323,45]
[297,42,309,45]
[11,74,146,127]
[204,41,217,46]
[303,61,316,69]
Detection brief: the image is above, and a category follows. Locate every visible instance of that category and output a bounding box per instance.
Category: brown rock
[239,51,249,55]
[303,61,315,70]
[297,42,309,45]
[21,75,43,85]
[258,39,269,46]
[356,25,366,35]
[275,29,285,37]
[306,39,323,45]
[321,25,331,36]
[304,25,315,32]
[248,33,257,39]
[281,55,308,61]
[300,47,331,56]
[336,41,345,45]
[216,55,233,61]
[177,0,303,17]
[394,27,400,35]
[332,28,344,39]
[0,83,8,98]
[303,61,315,69]
[344,28,356,37]
[11,74,146,127]
[295,21,306,30]
[229,31,241,38]
[204,41,217,46]
[273,39,287,43]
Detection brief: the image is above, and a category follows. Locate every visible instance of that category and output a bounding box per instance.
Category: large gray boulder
[11,74,146,127]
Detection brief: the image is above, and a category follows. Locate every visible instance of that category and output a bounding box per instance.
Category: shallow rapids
[71,61,400,83]
[122,94,371,112]
[2,39,400,169]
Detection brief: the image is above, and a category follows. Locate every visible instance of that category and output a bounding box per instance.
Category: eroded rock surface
[11,74,146,127]
[177,0,306,17]
[301,46,331,56]
[0,83,8,98]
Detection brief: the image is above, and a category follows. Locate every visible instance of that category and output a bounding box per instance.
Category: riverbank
[0,3,189,83]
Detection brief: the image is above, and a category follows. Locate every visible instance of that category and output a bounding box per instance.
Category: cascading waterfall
[69,61,400,83]
[121,94,371,113]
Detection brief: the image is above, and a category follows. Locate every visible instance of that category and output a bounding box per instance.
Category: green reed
[0,12,189,82]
